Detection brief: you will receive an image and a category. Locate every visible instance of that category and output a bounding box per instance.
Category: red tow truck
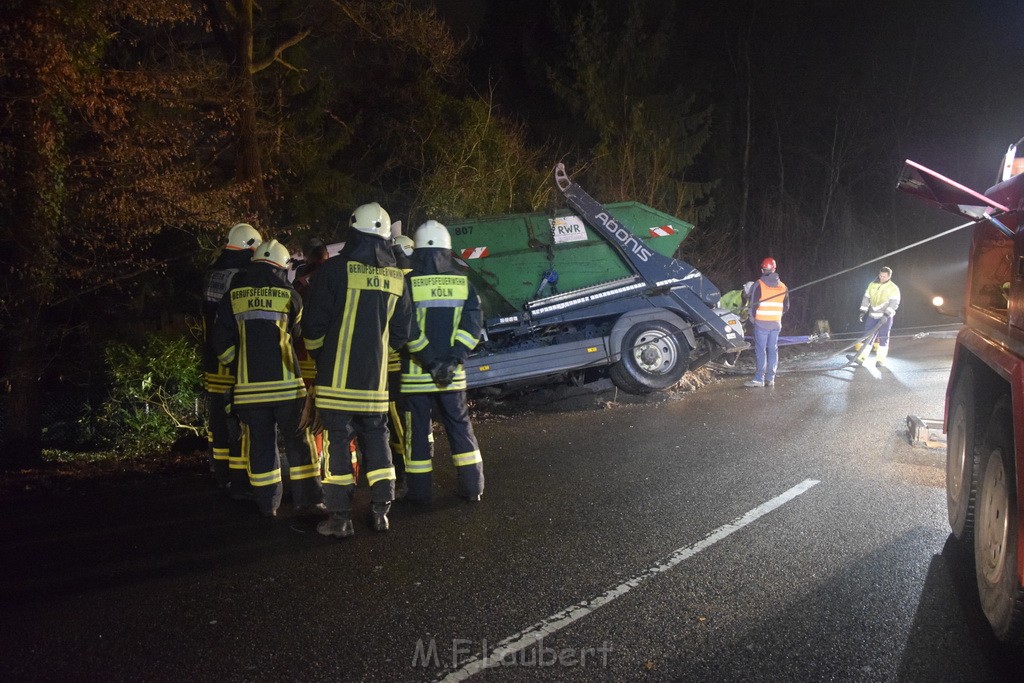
[897,139,1024,645]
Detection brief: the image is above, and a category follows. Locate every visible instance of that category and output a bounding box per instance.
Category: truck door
[1010,220,1024,334]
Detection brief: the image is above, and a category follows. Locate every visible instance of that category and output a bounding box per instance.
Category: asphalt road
[1,333,1021,681]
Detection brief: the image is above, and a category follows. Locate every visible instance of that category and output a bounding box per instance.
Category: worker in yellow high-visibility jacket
[853,266,901,366]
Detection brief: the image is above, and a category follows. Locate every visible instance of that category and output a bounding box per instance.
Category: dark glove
[223,386,235,416]
[858,313,865,323]
[427,359,456,386]
[884,310,893,318]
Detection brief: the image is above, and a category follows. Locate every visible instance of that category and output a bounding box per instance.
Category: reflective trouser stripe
[237,400,323,513]
[452,450,482,466]
[320,411,395,513]
[322,428,354,485]
[290,462,319,480]
[206,392,235,488]
[250,468,282,487]
[388,396,406,459]
[367,467,396,486]
[404,391,484,500]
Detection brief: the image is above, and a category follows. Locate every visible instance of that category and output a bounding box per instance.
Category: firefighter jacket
[212,262,306,407]
[302,233,416,414]
[860,280,901,319]
[293,255,327,384]
[750,274,789,330]
[401,249,483,394]
[387,247,414,375]
[202,248,253,394]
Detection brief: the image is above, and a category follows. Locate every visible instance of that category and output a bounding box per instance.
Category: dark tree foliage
[0,0,548,465]
[3,0,1021,464]
[0,0,238,467]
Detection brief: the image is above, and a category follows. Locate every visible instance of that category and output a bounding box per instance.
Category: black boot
[317,512,354,538]
[371,502,391,532]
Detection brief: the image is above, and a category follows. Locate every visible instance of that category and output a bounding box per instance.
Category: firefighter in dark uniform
[293,237,330,458]
[212,239,324,518]
[388,234,415,498]
[401,220,485,503]
[302,203,416,538]
[202,222,261,495]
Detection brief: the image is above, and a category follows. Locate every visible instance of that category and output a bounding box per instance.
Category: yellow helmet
[252,239,290,269]
[413,219,451,250]
[350,202,391,238]
[226,223,262,250]
[393,234,414,257]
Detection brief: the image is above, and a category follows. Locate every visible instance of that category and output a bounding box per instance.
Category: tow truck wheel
[974,401,1024,645]
[609,321,689,394]
[947,366,979,542]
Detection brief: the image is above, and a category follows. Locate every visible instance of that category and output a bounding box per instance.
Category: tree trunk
[738,19,753,259]
[4,318,45,469]
[2,38,56,468]
[235,0,267,215]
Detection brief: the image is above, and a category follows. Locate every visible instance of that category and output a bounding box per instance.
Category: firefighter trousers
[236,399,323,516]
[403,391,484,502]
[387,370,406,484]
[206,392,252,495]
[320,411,396,514]
[388,398,407,484]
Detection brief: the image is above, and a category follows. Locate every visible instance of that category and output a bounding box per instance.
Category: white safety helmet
[413,219,451,250]
[350,202,391,238]
[393,234,414,257]
[226,223,262,250]
[251,239,291,269]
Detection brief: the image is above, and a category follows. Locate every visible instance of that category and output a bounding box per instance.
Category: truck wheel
[974,400,1024,645]
[948,366,979,542]
[609,321,689,394]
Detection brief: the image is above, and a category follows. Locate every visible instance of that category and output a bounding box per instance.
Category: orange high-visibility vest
[754,279,787,323]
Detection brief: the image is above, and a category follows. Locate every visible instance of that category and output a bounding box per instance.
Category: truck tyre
[609,321,689,394]
[974,400,1024,645]
[947,366,979,542]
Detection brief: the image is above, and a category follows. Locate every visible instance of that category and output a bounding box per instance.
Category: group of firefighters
[722,258,902,386]
[199,204,485,538]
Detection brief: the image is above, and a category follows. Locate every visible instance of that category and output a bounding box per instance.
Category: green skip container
[447,202,693,317]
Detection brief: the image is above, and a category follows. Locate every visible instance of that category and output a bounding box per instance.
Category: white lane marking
[437,478,820,682]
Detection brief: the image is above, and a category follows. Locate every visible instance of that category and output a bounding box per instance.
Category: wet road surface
[1,334,1021,681]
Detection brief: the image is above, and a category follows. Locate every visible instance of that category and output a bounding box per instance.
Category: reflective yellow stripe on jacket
[402,275,470,393]
[315,262,404,413]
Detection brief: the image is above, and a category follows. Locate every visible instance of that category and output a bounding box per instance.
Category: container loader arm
[553,163,746,353]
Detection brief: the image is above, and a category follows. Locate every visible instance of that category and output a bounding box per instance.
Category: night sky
[435,0,1024,329]
[439,0,1022,183]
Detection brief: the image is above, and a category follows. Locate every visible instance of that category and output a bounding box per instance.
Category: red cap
[761,257,777,271]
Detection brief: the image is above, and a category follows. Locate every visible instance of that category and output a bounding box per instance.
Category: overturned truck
[448,164,747,395]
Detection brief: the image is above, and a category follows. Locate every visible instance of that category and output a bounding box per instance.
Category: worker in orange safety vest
[745,257,789,388]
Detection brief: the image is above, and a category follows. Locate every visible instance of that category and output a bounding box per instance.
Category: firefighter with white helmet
[393,234,414,262]
[744,257,789,388]
[226,222,262,250]
[303,202,417,538]
[202,222,262,496]
[212,238,324,518]
[400,219,485,503]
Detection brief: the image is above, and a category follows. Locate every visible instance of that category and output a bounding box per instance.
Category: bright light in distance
[932,296,945,307]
